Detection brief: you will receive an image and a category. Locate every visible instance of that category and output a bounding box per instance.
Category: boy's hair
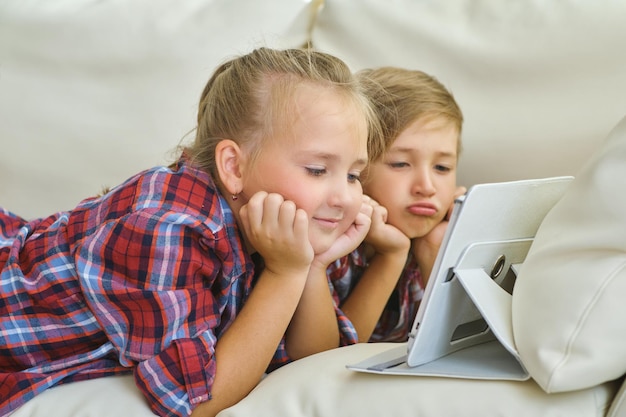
[356,67,463,155]
[182,47,384,176]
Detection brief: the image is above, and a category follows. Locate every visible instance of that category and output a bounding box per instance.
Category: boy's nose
[412,171,436,196]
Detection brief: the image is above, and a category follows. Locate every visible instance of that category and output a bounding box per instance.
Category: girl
[0,47,383,417]
[327,66,466,343]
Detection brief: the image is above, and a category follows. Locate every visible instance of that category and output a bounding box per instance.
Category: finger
[372,204,388,224]
[365,195,381,208]
[359,200,374,218]
[293,208,309,242]
[277,199,298,233]
[245,191,269,228]
[262,193,285,228]
[353,210,373,230]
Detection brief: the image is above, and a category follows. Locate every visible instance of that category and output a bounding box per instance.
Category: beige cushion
[4,1,626,221]
[217,343,618,417]
[10,375,157,417]
[0,0,307,219]
[9,343,618,416]
[313,0,626,189]
[512,114,626,392]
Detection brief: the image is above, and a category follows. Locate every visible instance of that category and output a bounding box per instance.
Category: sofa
[3,1,626,416]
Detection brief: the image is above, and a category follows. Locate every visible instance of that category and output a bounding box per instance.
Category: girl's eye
[348,173,361,184]
[306,167,326,176]
[435,164,452,173]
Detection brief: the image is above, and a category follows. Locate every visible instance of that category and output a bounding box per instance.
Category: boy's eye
[306,167,326,176]
[388,161,409,168]
[435,164,452,173]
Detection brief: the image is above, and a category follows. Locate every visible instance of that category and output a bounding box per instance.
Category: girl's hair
[356,67,464,155]
[182,47,384,176]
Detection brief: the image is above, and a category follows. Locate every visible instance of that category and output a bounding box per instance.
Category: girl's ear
[215,139,244,195]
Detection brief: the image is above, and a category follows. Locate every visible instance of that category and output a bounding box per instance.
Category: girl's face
[364,117,459,239]
[240,84,369,254]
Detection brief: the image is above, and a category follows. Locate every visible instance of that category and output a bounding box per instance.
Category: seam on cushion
[607,382,626,417]
[597,379,619,417]
[546,259,626,391]
[607,389,625,417]
[593,387,603,417]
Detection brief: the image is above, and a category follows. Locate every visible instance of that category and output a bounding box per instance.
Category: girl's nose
[328,178,356,208]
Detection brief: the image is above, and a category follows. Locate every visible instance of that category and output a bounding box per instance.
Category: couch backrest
[2,1,626,219]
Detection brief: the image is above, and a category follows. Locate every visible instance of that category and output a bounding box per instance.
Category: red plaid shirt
[0,160,362,417]
[0,162,257,417]
[327,246,425,343]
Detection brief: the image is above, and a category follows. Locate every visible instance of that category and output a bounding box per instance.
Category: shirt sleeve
[75,210,233,417]
[370,259,425,343]
[328,272,359,347]
[0,207,29,239]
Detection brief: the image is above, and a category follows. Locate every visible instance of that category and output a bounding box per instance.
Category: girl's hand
[239,191,314,276]
[311,195,374,269]
[336,197,411,342]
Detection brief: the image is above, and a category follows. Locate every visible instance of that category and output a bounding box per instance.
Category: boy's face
[363,117,459,239]
[242,84,368,254]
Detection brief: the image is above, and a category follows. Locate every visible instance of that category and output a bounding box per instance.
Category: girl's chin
[311,243,332,255]
[310,237,336,256]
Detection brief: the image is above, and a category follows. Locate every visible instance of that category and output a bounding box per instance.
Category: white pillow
[512,114,626,392]
[217,343,618,417]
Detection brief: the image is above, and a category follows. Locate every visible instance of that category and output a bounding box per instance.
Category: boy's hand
[239,191,314,276]
[411,185,467,283]
[365,196,411,256]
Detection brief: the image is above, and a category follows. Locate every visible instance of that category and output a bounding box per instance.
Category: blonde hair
[182,47,384,176]
[356,67,463,154]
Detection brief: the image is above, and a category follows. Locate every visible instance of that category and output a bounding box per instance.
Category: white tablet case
[347,176,574,380]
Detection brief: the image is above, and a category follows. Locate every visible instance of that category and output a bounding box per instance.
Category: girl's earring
[231,194,239,201]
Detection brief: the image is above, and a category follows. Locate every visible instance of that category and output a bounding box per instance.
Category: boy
[328,66,466,343]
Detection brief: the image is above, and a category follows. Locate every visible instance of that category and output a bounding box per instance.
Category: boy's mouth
[407,203,437,216]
